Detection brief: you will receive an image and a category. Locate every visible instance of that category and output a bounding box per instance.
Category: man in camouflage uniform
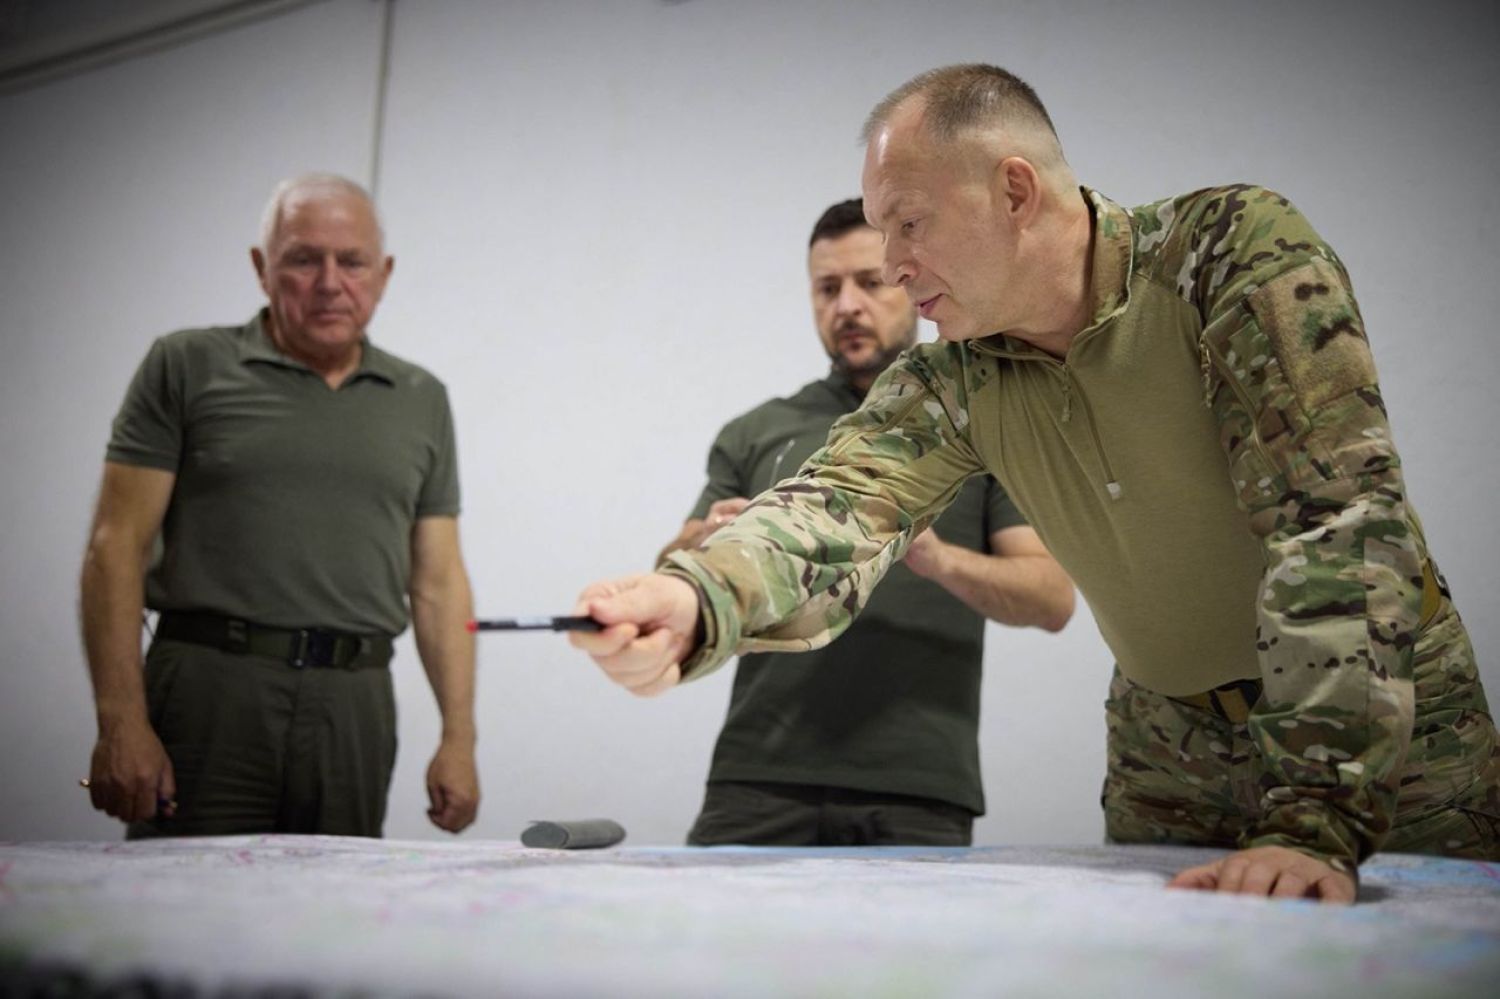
[572,65,1499,902]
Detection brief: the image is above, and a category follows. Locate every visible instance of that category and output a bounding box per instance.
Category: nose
[835,279,866,316]
[881,244,912,289]
[315,254,340,292]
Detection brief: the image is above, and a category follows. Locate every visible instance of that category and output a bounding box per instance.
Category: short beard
[831,343,909,383]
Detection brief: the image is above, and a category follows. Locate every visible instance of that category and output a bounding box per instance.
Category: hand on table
[87,717,176,823]
[1167,846,1356,904]
[426,740,480,833]
[570,573,702,696]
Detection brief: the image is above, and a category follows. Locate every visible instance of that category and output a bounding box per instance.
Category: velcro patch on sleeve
[1247,257,1376,413]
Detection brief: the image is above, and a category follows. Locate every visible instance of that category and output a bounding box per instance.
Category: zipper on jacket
[970,338,1124,501]
[767,438,797,487]
[1061,364,1123,501]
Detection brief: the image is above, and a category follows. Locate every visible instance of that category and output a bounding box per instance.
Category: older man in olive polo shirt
[79,173,480,838]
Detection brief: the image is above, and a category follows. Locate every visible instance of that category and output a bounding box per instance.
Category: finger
[590,642,666,687]
[571,577,645,617]
[88,773,108,813]
[444,797,477,833]
[158,762,177,818]
[710,498,752,519]
[605,642,677,691]
[101,779,128,820]
[1313,871,1357,905]
[607,629,682,693]
[97,785,122,819]
[429,799,458,830]
[129,777,157,824]
[1166,863,1219,891]
[573,577,630,605]
[629,661,683,698]
[586,582,672,628]
[1270,872,1310,899]
[1238,861,1279,897]
[569,621,640,655]
[1214,857,1250,894]
[426,783,454,822]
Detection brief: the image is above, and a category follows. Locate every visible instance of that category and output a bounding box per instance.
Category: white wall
[2,0,1495,848]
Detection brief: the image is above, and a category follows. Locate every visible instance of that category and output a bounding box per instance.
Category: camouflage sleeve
[1190,186,1420,870]
[660,346,985,679]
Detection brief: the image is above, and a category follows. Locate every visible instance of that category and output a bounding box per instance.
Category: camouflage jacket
[663,185,1445,867]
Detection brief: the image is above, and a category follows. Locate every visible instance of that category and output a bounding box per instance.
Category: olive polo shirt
[106,311,460,636]
[688,371,1024,814]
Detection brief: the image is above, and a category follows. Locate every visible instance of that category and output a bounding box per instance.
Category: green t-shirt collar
[241,309,397,386]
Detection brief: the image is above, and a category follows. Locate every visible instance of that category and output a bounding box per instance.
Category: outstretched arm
[656,497,752,564]
[577,346,985,689]
[570,573,703,696]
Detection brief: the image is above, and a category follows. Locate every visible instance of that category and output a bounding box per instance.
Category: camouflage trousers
[1102,604,1500,860]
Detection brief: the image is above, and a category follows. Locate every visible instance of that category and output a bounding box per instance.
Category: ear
[250,246,270,290]
[994,156,1043,228]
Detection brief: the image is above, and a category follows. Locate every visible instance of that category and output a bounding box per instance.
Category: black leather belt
[155,611,393,670]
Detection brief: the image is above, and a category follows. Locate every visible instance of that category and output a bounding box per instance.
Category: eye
[859,277,883,291]
[900,218,920,235]
[338,254,369,270]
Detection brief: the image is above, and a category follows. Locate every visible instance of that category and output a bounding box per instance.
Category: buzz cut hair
[808,198,871,248]
[258,173,383,254]
[860,63,1059,146]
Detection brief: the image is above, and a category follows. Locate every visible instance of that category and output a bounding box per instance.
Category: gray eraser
[521,818,626,849]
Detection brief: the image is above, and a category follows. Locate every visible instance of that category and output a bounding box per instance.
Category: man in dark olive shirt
[79,174,480,839]
[658,199,1074,846]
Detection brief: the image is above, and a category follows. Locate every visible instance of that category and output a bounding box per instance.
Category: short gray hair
[861,63,1060,146]
[258,173,384,254]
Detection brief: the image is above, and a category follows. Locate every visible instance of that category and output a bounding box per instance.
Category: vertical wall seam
[368,0,395,198]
